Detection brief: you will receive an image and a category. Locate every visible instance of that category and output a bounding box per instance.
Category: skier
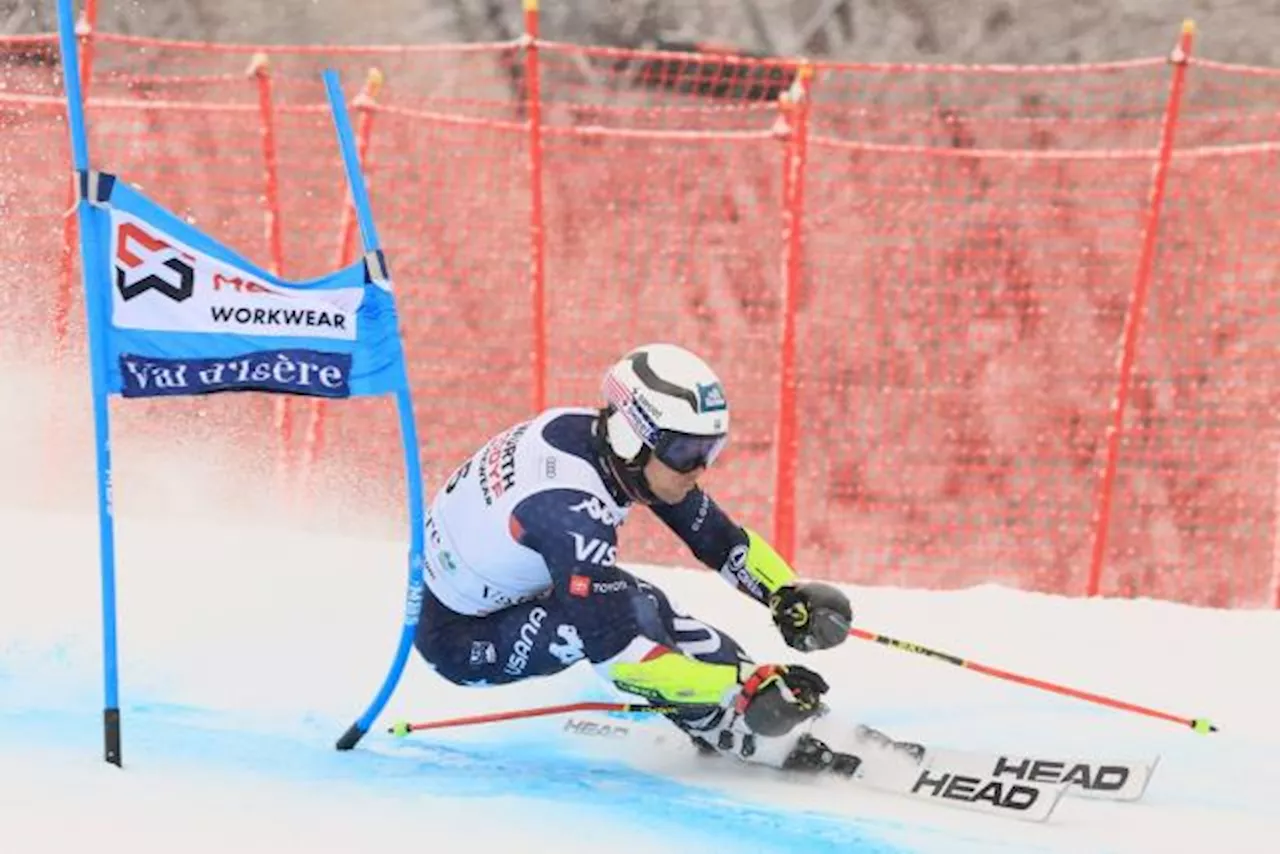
[412,342,862,771]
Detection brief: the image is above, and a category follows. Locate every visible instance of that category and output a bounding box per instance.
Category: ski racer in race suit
[413,343,854,766]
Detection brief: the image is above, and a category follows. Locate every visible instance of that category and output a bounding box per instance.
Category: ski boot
[665,663,831,768]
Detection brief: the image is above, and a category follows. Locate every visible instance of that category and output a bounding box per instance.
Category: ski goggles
[651,431,728,474]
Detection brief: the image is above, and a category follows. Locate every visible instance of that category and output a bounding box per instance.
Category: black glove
[734,663,830,736]
[769,582,853,652]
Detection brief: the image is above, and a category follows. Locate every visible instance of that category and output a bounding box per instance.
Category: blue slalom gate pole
[57,0,123,767]
[322,70,428,751]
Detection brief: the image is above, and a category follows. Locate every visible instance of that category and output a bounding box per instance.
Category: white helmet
[599,344,730,499]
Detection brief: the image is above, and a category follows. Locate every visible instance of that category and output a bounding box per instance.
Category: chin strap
[595,408,657,505]
[610,450,660,505]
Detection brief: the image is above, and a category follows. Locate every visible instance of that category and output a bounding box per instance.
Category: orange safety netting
[3,21,1279,608]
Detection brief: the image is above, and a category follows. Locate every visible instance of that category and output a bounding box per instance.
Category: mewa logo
[114,221,195,303]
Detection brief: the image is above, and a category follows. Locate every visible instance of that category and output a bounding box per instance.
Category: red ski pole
[848,627,1217,733]
[389,700,689,737]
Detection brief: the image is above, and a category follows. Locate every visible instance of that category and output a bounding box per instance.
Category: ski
[920,746,1159,802]
[561,715,1066,822]
[559,711,1154,819]
[790,733,1066,823]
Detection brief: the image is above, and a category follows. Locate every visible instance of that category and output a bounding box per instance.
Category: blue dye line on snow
[1,703,911,854]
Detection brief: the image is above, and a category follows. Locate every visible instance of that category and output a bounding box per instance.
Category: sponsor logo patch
[114,221,195,302]
[697,381,727,412]
[569,496,627,527]
[477,424,527,506]
[110,212,363,341]
[118,349,351,399]
[603,373,660,445]
[570,532,617,567]
[469,641,497,666]
[719,544,762,600]
[503,606,547,677]
[548,625,586,665]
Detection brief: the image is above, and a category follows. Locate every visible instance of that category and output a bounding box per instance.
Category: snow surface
[2,367,1279,853]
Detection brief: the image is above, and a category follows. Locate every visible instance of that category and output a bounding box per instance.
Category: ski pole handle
[849,627,1217,734]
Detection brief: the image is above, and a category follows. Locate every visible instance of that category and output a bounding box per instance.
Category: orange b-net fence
[4,21,1280,609]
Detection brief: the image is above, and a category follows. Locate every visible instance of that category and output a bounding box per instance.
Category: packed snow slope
[1,362,1277,853]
